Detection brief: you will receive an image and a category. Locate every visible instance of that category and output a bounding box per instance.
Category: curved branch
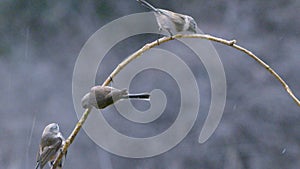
[103,34,299,106]
[51,33,299,168]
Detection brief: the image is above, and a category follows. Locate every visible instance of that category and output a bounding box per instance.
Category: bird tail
[35,163,40,169]
[137,0,159,12]
[123,93,150,100]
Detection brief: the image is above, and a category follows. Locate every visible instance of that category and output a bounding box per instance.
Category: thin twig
[51,33,299,168]
[231,43,299,106]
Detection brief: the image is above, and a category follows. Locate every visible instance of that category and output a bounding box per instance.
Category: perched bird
[35,123,66,169]
[81,86,150,109]
[137,0,197,36]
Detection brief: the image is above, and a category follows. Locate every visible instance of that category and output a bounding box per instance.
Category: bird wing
[161,10,185,24]
[102,86,115,94]
[36,137,62,169]
[91,86,112,98]
[107,88,127,99]
[89,86,112,104]
[160,9,186,31]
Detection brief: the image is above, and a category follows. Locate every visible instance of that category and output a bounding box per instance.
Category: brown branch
[101,35,238,86]
[104,34,299,106]
[231,42,300,106]
[51,33,299,168]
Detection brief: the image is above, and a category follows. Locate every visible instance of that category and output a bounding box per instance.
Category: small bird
[137,0,197,36]
[81,86,150,109]
[35,123,66,169]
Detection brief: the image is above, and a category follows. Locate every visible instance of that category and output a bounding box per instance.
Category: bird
[137,0,197,37]
[35,123,66,169]
[81,86,150,109]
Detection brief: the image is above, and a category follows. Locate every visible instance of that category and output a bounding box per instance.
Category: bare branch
[51,33,299,168]
[103,34,299,106]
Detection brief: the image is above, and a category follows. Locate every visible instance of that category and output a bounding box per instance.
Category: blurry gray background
[1,0,299,169]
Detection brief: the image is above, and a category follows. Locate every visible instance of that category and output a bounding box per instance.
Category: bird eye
[50,124,58,131]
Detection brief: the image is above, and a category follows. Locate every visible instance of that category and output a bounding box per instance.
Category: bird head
[187,17,197,33]
[43,123,60,135]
